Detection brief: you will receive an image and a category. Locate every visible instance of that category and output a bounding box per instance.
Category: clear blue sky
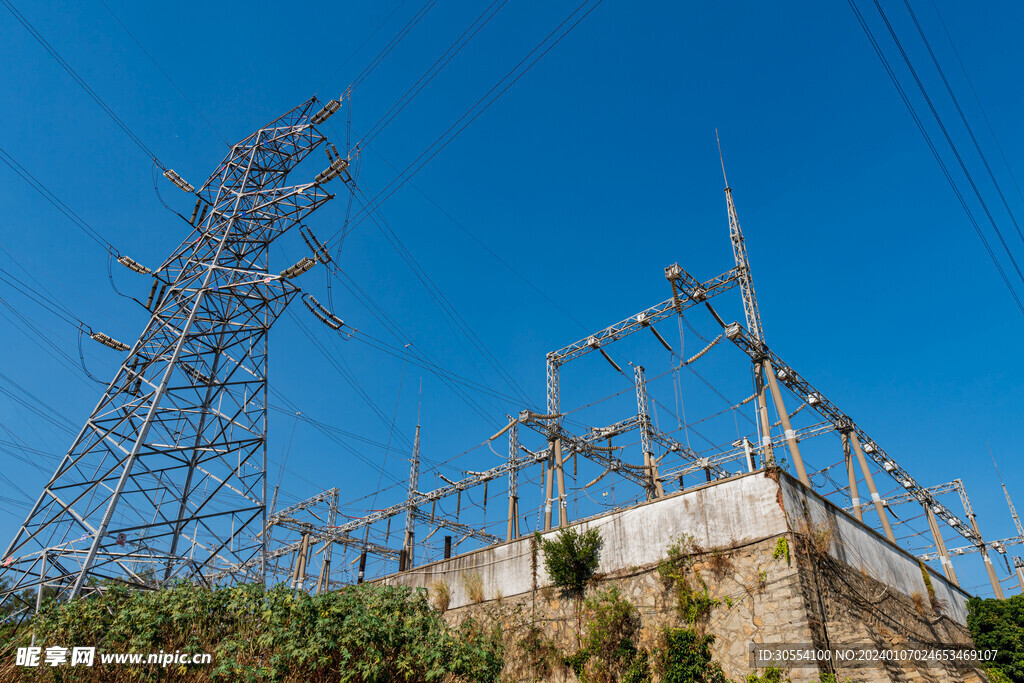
[1,0,1022,598]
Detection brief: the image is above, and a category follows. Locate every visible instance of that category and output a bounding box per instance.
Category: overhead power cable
[1,0,165,168]
[96,0,230,147]
[901,0,1024,247]
[314,0,411,96]
[0,145,118,256]
[846,0,1024,315]
[368,146,588,329]
[349,0,439,92]
[867,0,1024,287]
[928,0,1024,214]
[357,0,510,149]
[323,0,604,248]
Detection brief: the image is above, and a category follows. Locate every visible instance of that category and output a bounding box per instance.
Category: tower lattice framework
[1,99,337,602]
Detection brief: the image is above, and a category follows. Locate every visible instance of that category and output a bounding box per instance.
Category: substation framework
[1,99,1019,609]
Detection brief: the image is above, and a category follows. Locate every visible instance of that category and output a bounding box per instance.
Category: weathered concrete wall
[780,475,970,624]
[381,471,982,682]
[384,472,789,611]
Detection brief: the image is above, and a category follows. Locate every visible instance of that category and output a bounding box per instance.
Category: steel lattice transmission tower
[1,98,345,603]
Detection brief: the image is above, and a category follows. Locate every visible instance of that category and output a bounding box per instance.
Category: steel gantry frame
[0,97,349,605]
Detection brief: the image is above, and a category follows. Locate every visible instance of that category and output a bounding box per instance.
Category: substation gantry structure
[531,146,1004,597]
[0,97,354,607]
[886,477,1022,598]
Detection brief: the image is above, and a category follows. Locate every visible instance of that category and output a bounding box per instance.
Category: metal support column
[763,359,809,486]
[634,365,665,499]
[1014,557,1024,594]
[849,432,896,543]
[507,423,520,541]
[403,424,421,569]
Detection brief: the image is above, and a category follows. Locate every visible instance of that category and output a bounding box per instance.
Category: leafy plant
[771,538,790,564]
[537,528,603,600]
[657,538,719,628]
[967,594,1024,682]
[747,665,787,682]
[3,581,504,682]
[707,548,733,579]
[517,623,558,680]
[579,587,647,683]
[658,627,725,683]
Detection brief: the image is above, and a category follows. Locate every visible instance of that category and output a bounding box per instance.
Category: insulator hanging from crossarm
[116,255,151,274]
[90,332,129,352]
[144,280,159,309]
[311,99,341,124]
[162,169,194,193]
[179,361,211,385]
[315,157,351,184]
[189,198,202,225]
[279,257,316,280]
[299,226,332,263]
[301,294,346,331]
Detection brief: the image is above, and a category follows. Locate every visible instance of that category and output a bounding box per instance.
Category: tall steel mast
[717,132,810,486]
[1,97,346,602]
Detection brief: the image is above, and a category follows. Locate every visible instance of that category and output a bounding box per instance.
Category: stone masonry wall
[381,472,986,682]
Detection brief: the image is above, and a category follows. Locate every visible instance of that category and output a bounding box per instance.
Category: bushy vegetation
[1,581,503,682]
[967,594,1024,682]
[658,535,719,628]
[564,587,651,682]
[658,627,725,683]
[537,527,603,600]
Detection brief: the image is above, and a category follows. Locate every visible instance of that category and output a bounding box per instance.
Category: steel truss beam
[700,316,979,549]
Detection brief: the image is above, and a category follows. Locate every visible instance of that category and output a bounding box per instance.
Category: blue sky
[1,0,1022,598]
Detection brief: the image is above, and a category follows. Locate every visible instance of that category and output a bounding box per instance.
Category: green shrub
[658,627,725,683]
[5,581,503,682]
[967,594,1024,682]
[537,528,603,599]
[747,665,787,682]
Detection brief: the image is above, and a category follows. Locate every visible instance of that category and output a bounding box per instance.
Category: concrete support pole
[506,495,518,541]
[753,361,775,466]
[966,511,1007,598]
[841,432,863,523]
[925,506,958,586]
[554,438,569,527]
[980,548,1005,599]
[763,359,810,486]
[316,544,329,593]
[543,442,555,531]
[849,432,896,543]
[291,534,310,589]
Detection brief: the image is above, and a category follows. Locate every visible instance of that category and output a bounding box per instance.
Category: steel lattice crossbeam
[1,99,338,602]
